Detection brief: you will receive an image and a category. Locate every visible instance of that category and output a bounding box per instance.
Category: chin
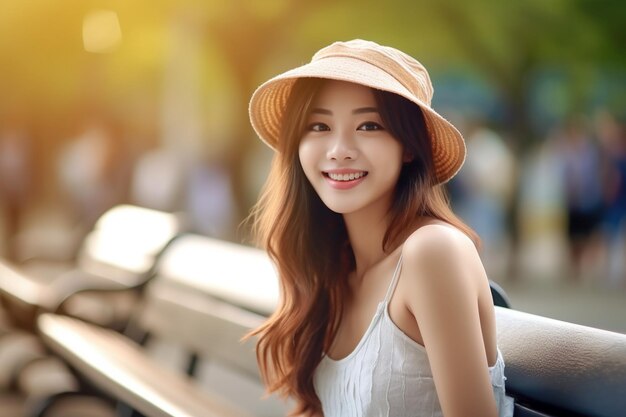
[320,202,351,214]
[318,197,364,215]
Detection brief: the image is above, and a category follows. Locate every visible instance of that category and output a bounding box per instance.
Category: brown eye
[358,122,384,131]
[308,122,330,132]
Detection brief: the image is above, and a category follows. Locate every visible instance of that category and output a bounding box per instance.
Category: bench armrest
[496,306,626,417]
[0,261,140,329]
[37,313,254,417]
[0,259,43,307]
[41,269,136,312]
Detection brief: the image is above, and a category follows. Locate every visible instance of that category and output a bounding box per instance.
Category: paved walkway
[500,278,626,334]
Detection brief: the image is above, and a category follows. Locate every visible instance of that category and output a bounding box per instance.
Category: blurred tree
[196,0,333,223]
[436,0,624,140]
[1,0,623,229]
[207,0,626,220]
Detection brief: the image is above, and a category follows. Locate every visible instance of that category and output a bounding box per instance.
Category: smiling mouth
[323,171,368,181]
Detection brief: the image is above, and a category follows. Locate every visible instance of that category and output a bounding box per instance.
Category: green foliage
[0,0,623,131]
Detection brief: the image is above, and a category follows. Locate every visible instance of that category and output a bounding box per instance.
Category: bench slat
[157,235,279,316]
[138,279,263,378]
[38,313,254,417]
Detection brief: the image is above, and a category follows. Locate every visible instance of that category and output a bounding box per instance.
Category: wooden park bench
[0,204,185,416]
[35,235,626,417]
[0,204,185,330]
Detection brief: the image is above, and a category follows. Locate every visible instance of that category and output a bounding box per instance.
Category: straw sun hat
[249,39,466,184]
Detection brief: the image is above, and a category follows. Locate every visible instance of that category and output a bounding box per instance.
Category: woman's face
[298,80,404,215]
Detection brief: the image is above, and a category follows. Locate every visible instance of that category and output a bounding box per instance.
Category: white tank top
[313,255,515,417]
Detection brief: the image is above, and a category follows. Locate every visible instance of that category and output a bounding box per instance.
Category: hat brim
[249,56,465,184]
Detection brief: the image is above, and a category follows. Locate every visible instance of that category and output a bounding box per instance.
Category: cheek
[298,139,317,181]
[372,139,404,172]
[381,147,405,188]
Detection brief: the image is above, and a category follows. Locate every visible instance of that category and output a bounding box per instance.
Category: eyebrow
[310,107,379,115]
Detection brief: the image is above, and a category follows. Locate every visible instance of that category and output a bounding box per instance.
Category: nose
[326,132,358,161]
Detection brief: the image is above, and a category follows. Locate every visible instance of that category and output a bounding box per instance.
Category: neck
[343,202,427,281]
[343,207,391,281]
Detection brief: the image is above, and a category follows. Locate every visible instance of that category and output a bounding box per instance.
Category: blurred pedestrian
[596,110,626,288]
[57,117,130,233]
[553,115,604,282]
[186,149,236,239]
[452,120,516,281]
[130,146,187,212]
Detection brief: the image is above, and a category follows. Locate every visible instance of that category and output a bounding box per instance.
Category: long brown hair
[249,78,478,415]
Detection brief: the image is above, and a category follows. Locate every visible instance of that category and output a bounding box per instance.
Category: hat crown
[249,39,466,183]
[312,39,434,106]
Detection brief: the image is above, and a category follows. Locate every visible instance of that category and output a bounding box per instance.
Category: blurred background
[0,0,624,332]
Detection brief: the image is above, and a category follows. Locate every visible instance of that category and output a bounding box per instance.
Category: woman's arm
[402,225,498,417]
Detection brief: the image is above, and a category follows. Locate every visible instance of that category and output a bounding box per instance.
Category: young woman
[248,39,514,417]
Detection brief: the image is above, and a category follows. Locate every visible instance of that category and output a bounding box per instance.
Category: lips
[323,169,368,180]
[326,171,367,181]
[322,169,368,189]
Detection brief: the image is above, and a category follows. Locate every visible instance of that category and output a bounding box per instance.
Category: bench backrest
[130,234,286,415]
[77,204,185,286]
[496,306,626,417]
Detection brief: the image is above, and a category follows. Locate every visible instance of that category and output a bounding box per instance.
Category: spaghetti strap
[383,253,403,304]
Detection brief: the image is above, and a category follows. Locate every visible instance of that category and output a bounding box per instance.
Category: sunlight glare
[83,9,122,53]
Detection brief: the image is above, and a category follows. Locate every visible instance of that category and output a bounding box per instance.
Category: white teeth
[328,172,366,181]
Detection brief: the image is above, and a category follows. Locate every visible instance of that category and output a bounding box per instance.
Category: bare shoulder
[402,223,479,269]
[398,222,498,416]
[400,222,484,297]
